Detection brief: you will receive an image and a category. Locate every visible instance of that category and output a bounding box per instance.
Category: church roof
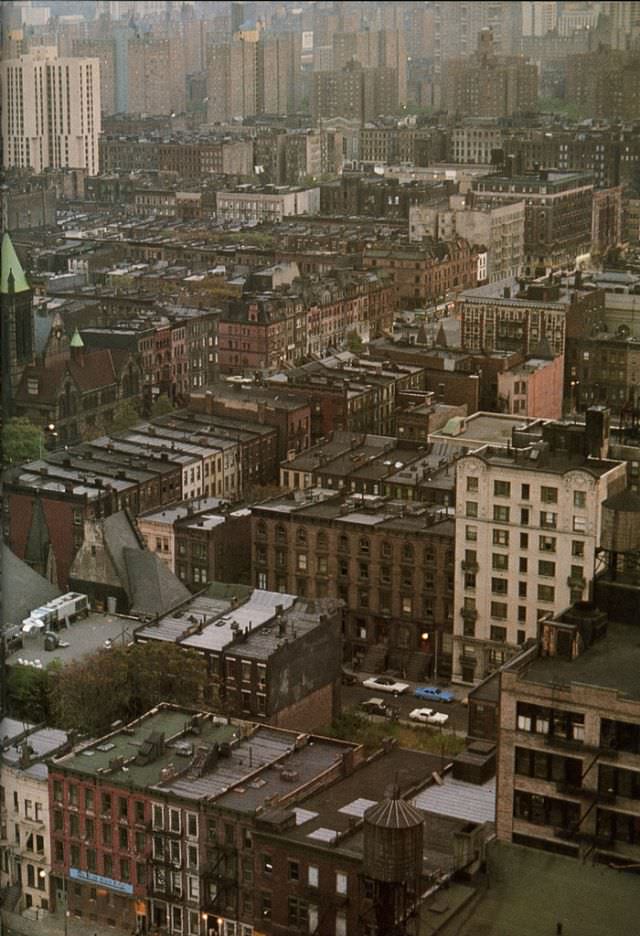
[0,542,61,627]
[1,233,30,295]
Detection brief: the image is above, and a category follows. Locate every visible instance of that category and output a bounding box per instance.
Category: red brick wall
[270,682,336,733]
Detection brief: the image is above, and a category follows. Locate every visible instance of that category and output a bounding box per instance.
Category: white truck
[22,592,89,635]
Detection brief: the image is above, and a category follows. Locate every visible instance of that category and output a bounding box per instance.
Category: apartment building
[47,705,356,935]
[442,29,538,119]
[363,238,477,308]
[216,185,320,224]
[496,602,640,866]
[409,197,525,282]
[1,47,101,175]
[452,411,627,683]
[470,169,594,270]
[0,722,70,916]
[252,488,454,680]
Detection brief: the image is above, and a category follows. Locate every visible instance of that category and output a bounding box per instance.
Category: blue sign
[69,867,134,895]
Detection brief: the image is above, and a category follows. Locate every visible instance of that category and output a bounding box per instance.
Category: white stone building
[452,412,627,683]
[1,47,101,175]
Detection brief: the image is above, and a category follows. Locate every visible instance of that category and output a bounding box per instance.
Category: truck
[22,592,89,634]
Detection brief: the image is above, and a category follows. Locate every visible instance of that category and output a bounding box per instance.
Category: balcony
[461,560,479,573]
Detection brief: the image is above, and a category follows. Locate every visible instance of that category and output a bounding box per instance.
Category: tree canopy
[2,417,43,466]
[50,642,212,736]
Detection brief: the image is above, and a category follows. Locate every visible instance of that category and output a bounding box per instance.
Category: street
[342,679,470,734]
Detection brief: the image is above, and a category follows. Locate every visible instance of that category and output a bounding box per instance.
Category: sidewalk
[2,907,130,936]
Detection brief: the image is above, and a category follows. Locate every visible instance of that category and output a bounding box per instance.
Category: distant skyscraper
[1,46,101,174]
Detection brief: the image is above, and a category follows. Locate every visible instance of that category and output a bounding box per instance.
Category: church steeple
[1,232,35,421]
[1,233,30,294]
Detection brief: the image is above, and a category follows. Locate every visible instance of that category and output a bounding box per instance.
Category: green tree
[6,661,61,723]
[2,417,43,465]
[110,399,141,433]
[346,330,364,353]
[51,642,212,736]
[150,395,174,418]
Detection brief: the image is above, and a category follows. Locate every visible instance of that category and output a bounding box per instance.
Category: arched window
[296,528,307,545]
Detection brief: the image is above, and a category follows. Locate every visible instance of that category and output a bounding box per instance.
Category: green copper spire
[1,233,30,294]
[70,328,85,348]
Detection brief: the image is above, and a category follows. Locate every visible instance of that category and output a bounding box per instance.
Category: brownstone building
[252,489,455,680]
[363,238,477,308]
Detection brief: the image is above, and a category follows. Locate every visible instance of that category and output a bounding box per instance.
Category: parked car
[341,668,359,686]
[363,675,410,695]
[409,707,449,726]
[360,698,393,718]
[414,685,456,703]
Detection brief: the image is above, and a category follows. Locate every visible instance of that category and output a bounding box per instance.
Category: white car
[362,676,410,695]
[409,707,449,726]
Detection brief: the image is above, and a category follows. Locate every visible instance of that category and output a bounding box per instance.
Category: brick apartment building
[362,238,477,308]
[496,603,640,866]
[470,169,594,270]
[252,488,455,680]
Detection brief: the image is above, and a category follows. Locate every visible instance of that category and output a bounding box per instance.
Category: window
[308,865,319,887]
[119,827,128,849]
[490,573,508,596]
[540,512,557,529]
[296,553,307,571]
[541,486,557,504]
[261,893,272,921]
[520,532,529,549]
[336,872,348,895]
[68,784,78,807]
[288,860,299,881]
[537,584,555,603]
[572,540,585,558]
[494,480,511,497]
[490,602,507,619]
[573,516,587,532]
[466,477,478,492]
[466,525,477,541]
[539,535,556,552]
[490,625,506,642]
[538,560,555,577]
[152,805,164,830]
[169,809,180,834]
[262,854,273,875]
[401,596,412,616]
[492,553,508,570]
[85,789,94,813]
[518,581,527,598]
[521,484,530,499]
[493,505,510,523]
[573,491,586,508]
[466,501,478,518]
[493,529,509,546]
[520,508,530,526]
[287,896,308,928]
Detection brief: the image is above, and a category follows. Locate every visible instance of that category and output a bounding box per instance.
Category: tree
[2,417,43,466]
[150,395,174,418]
[346,330,364,353]
[109,399,141,433]
[6,661,61,724]
[51,642,213,736]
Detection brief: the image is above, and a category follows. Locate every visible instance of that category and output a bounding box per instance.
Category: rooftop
[429,412,542,448]
[521,619,640,702]
[7,612,138,668]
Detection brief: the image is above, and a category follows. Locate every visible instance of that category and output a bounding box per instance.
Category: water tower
[362,787,424,936]
[600,489,640,581]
